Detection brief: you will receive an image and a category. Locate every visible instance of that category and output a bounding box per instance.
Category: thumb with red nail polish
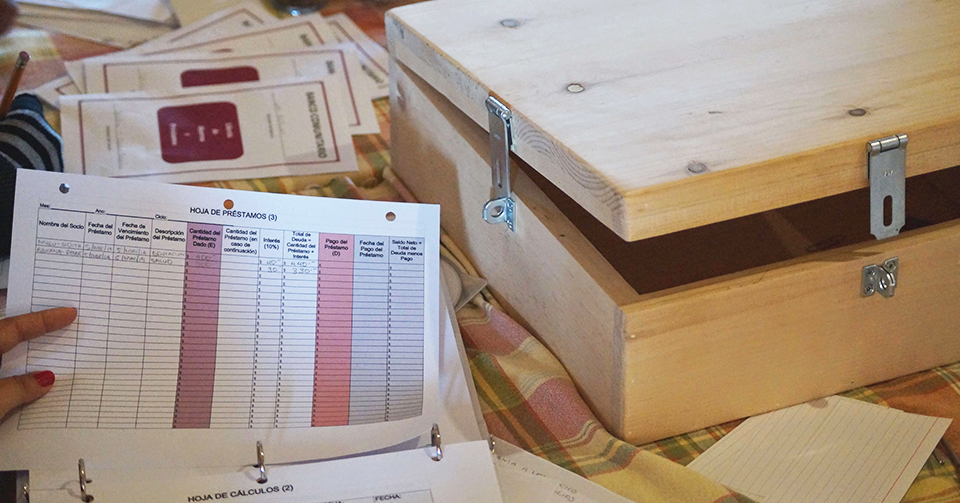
[0,370,56,419]
[0,308,75,422]
[34,370,55,388]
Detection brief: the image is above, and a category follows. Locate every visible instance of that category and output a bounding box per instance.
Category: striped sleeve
[1,93,63,258]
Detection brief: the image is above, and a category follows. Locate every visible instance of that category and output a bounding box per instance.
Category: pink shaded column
[173,223,223,429]
[312,234,354,426]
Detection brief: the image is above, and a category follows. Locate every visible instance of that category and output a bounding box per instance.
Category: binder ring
[78,459,93,502]
[430,424,443,462]
[255,441,267,484]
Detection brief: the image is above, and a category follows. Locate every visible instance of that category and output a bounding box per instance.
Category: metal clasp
[78,459,93,502]
[482,96,516,231]
[255,441,267,484]
[430,423,443,461]
[862,257,898,298]
[867,135,907,240]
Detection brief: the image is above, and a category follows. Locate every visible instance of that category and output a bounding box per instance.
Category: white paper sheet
[169,0,256,27]
[0,240,481,459]
[25,289,488,500]
[29,440,502,503]
[0,170,440,469]
[493,439,632,503]
[60,77,359,183]
[433,282,485,446]
[16,4,175,48]
[63,61,86,93]
[58,1,277,92]
[143,13,336,56]
[135,0,277,53]
[17,15,170,49]
[21,0,175,24]
[29,76,80,109]
[83,45,379,135]
[687,396,951,503]
[325,13,389,99]
[364,279,487,455]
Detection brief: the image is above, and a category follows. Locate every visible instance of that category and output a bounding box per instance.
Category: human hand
[0,307,77,419]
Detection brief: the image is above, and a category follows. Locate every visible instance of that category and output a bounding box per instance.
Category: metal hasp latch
[482,96,516,231]
[862,257,899,298]
[867,134,907,240]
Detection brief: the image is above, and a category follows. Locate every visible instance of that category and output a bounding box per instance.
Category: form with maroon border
[83,45,379,135]
[142,13,336,57]
[59,78,359,183]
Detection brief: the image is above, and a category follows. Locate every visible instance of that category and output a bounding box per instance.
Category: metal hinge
[862,257,898,298]
[867,134,907,240]
[482,96,516,231]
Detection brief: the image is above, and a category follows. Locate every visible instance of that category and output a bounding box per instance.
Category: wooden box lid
[386,0,960,242]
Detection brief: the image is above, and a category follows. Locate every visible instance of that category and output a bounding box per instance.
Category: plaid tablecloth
[3,4,960,501]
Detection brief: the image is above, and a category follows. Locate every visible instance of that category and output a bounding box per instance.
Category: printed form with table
[0,1,958,502]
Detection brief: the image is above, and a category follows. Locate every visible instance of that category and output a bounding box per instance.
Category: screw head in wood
[686,162,708,175]
[500,19,520,28]
[566,83,585,93]
[848,108,867,117]
[863,285,874,295]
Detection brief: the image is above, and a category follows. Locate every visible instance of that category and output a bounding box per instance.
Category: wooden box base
[390,58,960,444]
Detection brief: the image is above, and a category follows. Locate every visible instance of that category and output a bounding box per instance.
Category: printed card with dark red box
[180,66,260,88]
[157,102,244,164]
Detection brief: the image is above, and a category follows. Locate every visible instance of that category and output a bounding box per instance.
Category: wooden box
[385,0,960,444]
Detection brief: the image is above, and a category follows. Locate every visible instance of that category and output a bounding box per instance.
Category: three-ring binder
[255,441,267,484]
[430,423,442,461]
[67,424,447,501]
[78,459,93,502]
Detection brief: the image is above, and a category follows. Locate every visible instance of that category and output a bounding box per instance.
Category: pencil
[0,51,30,118]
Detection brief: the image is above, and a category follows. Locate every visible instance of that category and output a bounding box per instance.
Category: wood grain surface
[390,58,637,429]
[388,0,960,241]
[621,218,960,443]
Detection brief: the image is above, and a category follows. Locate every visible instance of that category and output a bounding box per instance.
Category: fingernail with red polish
[34,371,55,388]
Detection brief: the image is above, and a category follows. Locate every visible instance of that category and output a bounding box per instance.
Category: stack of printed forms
[31,0,390,183]
[16,0,179,48]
